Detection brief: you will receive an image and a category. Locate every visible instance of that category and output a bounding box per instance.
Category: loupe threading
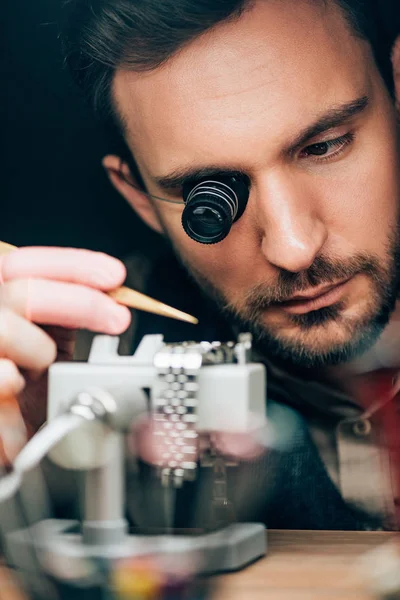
[182,174,250,244]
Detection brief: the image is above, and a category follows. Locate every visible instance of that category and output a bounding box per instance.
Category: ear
[392,35,400,112]
[102,155,164,234]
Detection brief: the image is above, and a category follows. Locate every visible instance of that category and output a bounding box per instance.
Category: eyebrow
[284,94,369,156]
[152,95,369,191]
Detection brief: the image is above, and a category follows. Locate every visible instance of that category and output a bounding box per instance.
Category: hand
[0,246,131,448]
[132,412,268,468]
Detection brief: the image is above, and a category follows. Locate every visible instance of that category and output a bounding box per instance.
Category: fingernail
[107,306,131,334]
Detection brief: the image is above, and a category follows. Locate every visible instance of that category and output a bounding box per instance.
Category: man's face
[113,0,400,367]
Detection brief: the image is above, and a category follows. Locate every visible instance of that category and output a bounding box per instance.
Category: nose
[254,171,328,273]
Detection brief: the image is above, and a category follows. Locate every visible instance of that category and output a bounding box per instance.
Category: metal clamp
[153,344,203,487]
[152,335,253,488]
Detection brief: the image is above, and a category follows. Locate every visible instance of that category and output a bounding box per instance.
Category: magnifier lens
[182,194,232,244]
[182,175,249,245]
[189,207,224,236]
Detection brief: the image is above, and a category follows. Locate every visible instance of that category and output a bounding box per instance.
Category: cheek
[320,141,400,253]
[160,207,264,296]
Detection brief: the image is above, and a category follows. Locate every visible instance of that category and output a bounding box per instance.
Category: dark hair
[60,0,398,172]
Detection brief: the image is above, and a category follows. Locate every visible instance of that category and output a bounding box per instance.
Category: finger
[2,279,131,334]
[131,417,199,468]
[212,431,266,461]
[0,308,57,371]
[0,361,28,465]
[23,327,77,379]
[0,392,27,467]
[0,247,127,291]
[132,418,165,465]
[212,414,274,460]
[0,359,26,398]
[0,414,27,467]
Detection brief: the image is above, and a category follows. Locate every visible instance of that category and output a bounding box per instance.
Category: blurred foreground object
[2,530,400,599]
[360,538,400,599]
[0,565,29,600]
[111,555,213,599]
[0,333,267,597]
[348,368,400,529]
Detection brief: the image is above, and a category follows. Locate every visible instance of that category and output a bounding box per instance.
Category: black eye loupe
[182,174,250,244]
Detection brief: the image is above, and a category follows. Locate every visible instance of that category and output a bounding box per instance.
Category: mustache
[235,254,384,313]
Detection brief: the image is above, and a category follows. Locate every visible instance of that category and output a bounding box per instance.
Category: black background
[2,1,400,259]
[2,0,163,259]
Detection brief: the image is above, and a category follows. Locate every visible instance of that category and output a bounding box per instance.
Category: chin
[252,307,388,369]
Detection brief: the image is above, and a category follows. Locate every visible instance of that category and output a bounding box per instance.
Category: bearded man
[1,0,400,530]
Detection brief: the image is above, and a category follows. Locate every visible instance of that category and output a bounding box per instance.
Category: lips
[278,278,352,315]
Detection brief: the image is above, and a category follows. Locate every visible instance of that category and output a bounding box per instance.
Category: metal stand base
[6,519,266,580]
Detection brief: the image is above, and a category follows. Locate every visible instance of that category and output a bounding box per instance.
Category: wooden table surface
[215,530,399,600]
[0,530,398,599]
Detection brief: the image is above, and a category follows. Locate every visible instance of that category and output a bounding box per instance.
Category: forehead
[113,0,374,174]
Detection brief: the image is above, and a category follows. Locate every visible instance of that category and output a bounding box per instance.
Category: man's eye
[300,132,354,160]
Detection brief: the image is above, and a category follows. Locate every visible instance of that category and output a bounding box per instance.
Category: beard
[176,229,400,369]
